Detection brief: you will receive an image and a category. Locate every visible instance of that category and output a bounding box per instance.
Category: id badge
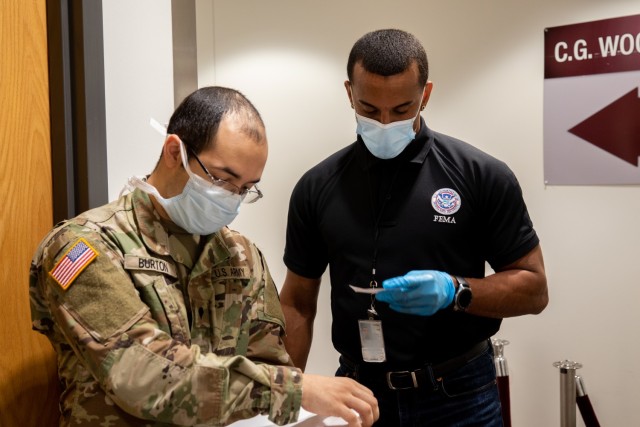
[358,319,386,363]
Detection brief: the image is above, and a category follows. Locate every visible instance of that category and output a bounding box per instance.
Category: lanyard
[366,161,401,318]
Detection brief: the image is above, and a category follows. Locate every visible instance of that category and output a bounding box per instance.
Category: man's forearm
[280,271,322,371]
[464,245,548,318]
[282,305,314,371]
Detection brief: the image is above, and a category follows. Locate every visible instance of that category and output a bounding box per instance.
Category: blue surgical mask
[129,141,243,235]
[356,112,419,159]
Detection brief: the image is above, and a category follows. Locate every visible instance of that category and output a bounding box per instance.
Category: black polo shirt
[284,118,539,369]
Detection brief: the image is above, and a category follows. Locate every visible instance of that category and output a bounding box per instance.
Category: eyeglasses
[186,147,263,204]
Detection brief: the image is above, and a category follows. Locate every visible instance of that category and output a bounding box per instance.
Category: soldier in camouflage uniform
[30,87,378,427]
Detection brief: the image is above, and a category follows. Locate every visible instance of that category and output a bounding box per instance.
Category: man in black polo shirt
[280,29,548,426]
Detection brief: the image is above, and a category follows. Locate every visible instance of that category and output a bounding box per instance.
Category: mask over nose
[129,140,243,235]
[355,111,420,159]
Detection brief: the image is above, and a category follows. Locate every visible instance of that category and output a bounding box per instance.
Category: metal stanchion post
[553,360,582,427]
[491,338,511,427]
[576,375,601,427]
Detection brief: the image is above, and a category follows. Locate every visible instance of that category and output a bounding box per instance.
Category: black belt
[341,340,489,391]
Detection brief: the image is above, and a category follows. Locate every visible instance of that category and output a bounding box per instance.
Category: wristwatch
[453,276,473,312]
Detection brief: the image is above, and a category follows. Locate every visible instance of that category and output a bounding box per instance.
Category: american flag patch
[49,238,98,290]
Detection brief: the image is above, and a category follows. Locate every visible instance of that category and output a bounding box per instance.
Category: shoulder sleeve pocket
[256,251,285,329]
[49,238,148,342]
[259,279,285,329]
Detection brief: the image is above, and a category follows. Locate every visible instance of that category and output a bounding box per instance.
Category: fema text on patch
[433,215,456,224]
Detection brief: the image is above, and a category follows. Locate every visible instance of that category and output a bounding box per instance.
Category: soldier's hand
[300,374,379,427]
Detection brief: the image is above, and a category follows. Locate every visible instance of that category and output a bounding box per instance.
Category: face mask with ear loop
[356,112,420,159]
[351,86,425,160]
[127,139,244,235]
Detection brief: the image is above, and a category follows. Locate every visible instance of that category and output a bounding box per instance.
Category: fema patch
[431,188,461,215]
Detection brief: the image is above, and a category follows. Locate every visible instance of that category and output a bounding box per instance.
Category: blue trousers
[336,344,503,426]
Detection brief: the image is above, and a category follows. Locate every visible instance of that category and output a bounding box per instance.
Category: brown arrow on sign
[568,88,640,166]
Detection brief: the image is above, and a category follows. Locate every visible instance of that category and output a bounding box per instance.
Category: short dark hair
[347,29,428,86]
[166,86,265,156]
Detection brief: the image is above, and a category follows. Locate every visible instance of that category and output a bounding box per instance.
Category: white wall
[103,0,174,201]
[104,1,640,426]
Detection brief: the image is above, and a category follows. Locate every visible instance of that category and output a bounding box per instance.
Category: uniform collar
[356,116,433,170]
[131,188,174,257]
[131,188,231,271]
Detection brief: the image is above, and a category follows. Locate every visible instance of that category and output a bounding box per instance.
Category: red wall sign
[544,14,640,184]
[545,14,640,78]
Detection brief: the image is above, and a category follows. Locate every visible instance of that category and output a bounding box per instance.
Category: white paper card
[349,284,384,294]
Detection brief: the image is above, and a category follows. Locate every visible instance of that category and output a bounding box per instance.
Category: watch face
[457,289,472,308]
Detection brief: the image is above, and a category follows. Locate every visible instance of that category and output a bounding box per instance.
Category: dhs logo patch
[431,188,461,215]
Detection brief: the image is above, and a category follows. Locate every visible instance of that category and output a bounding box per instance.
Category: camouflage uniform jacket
[29,189,302,426]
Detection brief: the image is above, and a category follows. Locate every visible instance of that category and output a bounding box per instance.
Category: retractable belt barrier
[553,360,601,427]
[491,338,512,427]
[576,374,601,427]
[490,342,602,427]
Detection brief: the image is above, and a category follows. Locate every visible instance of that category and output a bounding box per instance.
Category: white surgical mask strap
[409,99,423,131]
[177,139,192,174]
[127,176,166,201]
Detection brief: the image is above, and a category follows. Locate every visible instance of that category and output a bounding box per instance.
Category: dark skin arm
[280,270,321,371]
[461,244,548,318]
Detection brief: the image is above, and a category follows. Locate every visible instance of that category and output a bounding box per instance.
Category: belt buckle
[386,370,419,390]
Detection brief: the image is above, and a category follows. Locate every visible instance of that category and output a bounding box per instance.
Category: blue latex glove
[375,270,455,316]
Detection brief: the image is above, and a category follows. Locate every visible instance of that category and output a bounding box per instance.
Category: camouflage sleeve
[32,223,302,426]
[243,246,302,424]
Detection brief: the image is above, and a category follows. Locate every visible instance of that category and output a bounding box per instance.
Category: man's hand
[300,374,379,427]
[376,270,455,316]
